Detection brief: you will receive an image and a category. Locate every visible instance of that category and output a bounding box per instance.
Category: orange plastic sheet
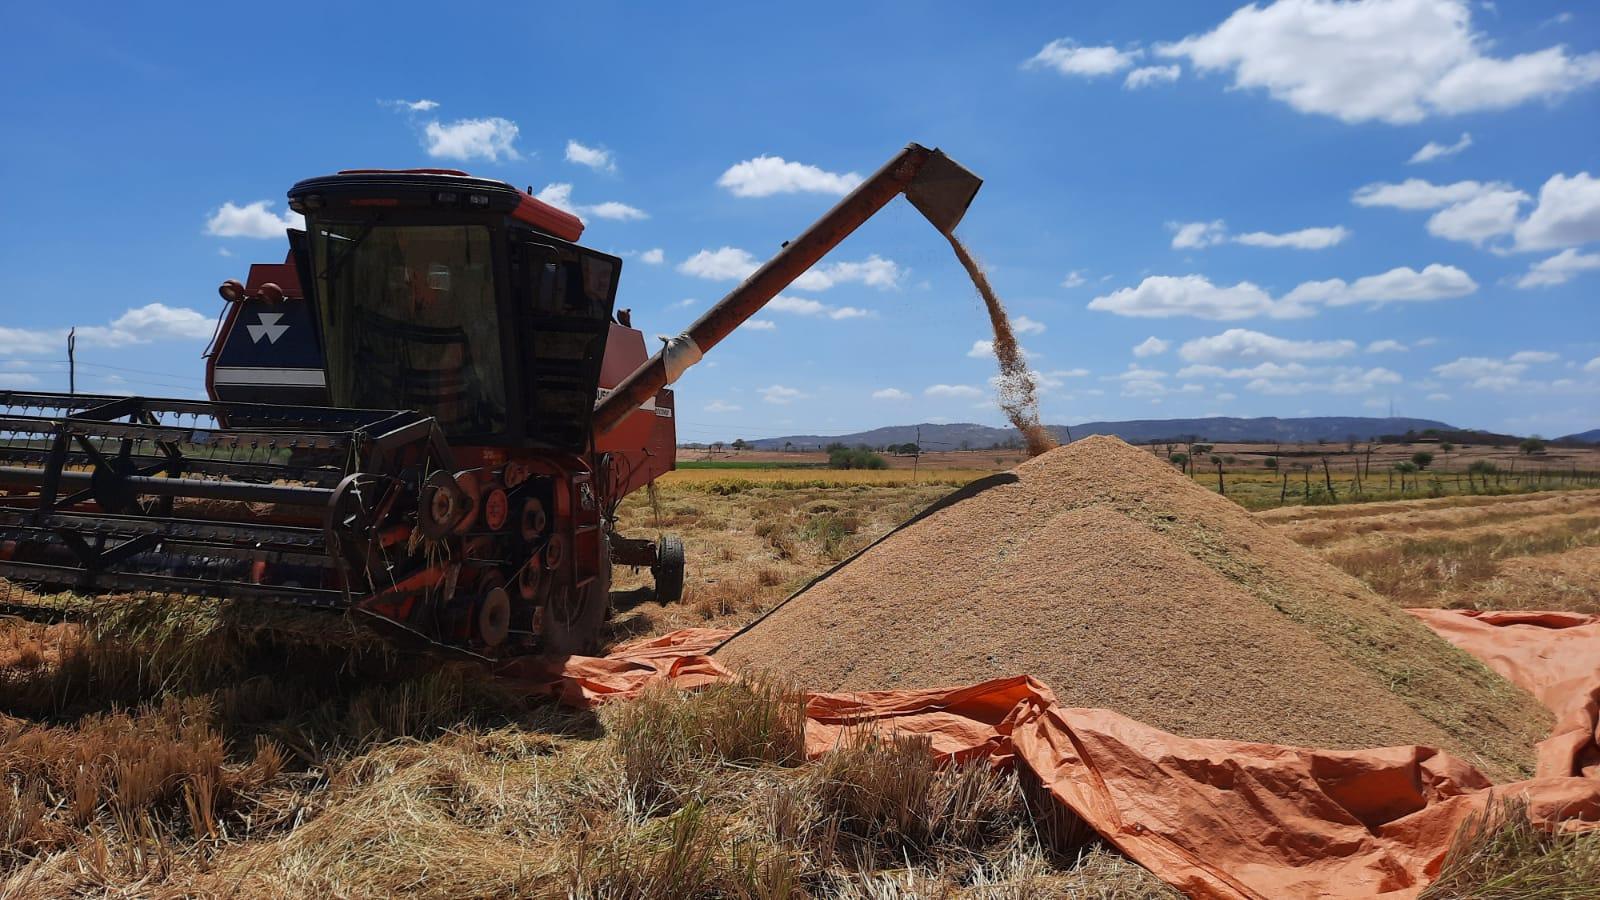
[495,627,733,708]
[1407,609,1600,779]
[512,615,1600,899]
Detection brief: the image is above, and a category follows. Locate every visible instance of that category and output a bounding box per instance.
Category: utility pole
[67,327,76,396]
[913,425,920,485]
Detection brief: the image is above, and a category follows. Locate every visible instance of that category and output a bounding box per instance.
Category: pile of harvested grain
[718,436,1549,780]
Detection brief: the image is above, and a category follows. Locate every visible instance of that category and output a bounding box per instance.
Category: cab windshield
[312,222,506,435]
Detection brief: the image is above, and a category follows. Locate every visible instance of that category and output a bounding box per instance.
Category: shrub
[827,448,887,470]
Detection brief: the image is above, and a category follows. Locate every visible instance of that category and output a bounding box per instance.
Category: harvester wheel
[653,536,685,604]
[543,535,610,657]
[474,573,512,649]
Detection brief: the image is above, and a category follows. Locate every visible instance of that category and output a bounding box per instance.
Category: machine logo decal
[247,312,290,344]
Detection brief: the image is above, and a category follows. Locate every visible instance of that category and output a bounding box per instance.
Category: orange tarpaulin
[494,627,733,707]
[1407,609,1600,780]
[512,611,1600,899]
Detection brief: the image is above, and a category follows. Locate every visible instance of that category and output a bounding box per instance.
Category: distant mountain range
[736,416,1460,450]
[1561,429,1600,444]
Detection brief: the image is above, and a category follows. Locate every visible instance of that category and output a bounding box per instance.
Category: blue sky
[2,0,1597,442]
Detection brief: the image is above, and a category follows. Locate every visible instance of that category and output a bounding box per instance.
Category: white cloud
[1355,174,1600,250]
[1585,356,1600,374]
[1352,178,1504,210]
[1424,187,1527,244]
[1061,270,1088,288]
[1089,275,1294,320]
[1237,366,1402,395]
[768,296,827,316]
[384,98,439,112]
[1178,328,1356,363]
[1092,264,1476,321]
[565,139,615,172]
[97,303,216,342]
[639,248,665,265]
[1433,356,1529,391]
[585,201,648,221]
[0,325,57,357]
[671,297,698,309]
[423,117,521,162]
[1514,172,1600,251]
[1233,225,1351,249]
[1516,248,1600,288]
[967,340,994,359]
[717,156,863,198]
[704,400,741,413]
[762,294,876,322]
[1170,220,1228,249]
[1026,40,1142,77]
[1125,65,1181,89]
[1158,0,1600,124]
[205,201,304,239]
[1013,315,1046,335]
[1408,132,1472,163]
[1174,219,1350,250]
[925,384,984,399]
[0,303,214,356]
[1133,336,1170,358]
[1367,339,1408,353]
[536,184,648,223]
[760,385,805,404]
[744,319,777,331]
[680,248,900,291]
[1282,264,1477,307]
[1509,350,1559,364]
[679,246,758,281]
[217,247,232,257]
[1427,392,1452,402]
[0,372,40,387]
[871,388,911,401]
[534,183,574,210]
[797,255,903,291]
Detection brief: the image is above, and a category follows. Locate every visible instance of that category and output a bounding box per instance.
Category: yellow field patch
[657,467,990,488]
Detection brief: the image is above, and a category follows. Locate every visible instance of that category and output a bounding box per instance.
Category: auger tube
[591,142,982,435]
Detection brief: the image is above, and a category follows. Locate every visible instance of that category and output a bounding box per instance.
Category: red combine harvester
[0,144,980,656]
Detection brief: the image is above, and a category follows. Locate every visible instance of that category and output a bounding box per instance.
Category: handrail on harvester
[591,142,982,435]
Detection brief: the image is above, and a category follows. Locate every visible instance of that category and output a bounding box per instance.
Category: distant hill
[738,416,1457,451]
[1560,428,1600,445]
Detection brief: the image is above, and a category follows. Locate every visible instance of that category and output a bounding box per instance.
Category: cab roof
[287,168,584,242]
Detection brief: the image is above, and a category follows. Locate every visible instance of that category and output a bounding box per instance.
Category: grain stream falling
[945,233,1057,457]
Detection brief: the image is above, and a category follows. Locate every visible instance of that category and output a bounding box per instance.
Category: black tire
[543,535,611,656]
[653,535,685,604]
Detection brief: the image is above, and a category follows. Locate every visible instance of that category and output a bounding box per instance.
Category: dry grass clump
[608,675,807,810]
[0,696,288,845]
[1422,798,1600,899]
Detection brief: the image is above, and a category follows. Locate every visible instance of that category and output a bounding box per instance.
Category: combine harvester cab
[0,146,982,658]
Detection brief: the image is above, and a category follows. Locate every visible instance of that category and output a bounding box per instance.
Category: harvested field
[1268,489,1600,614]
[718,435,1549,779]
[1263,489,1600,549]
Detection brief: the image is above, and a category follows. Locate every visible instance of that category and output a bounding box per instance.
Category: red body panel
[595,324,677,497]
